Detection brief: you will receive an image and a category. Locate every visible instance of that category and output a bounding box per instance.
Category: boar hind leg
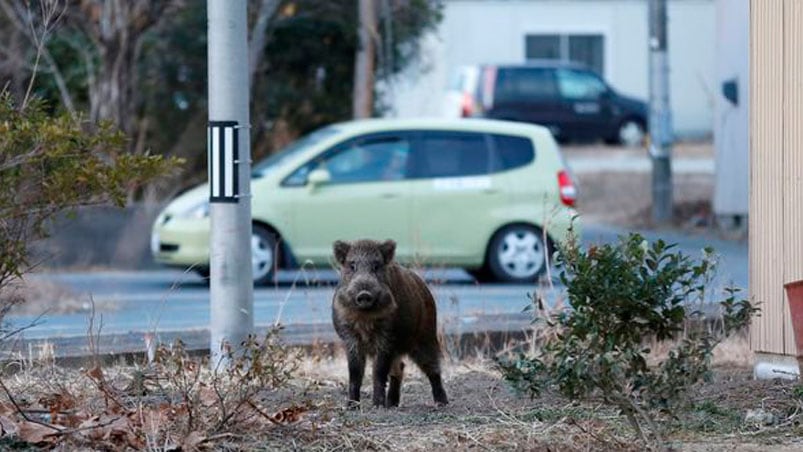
[411,349,449,406]
[346,348,366,408]
[387,358,405,407]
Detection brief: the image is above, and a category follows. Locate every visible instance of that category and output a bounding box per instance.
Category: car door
[555,68,613,140]
[407,130,503,266]
[286,133,413,263]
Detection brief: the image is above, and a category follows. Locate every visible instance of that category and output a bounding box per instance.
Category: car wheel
[617,119,646,147]
[468,267,493,283]
[487,225,548,283]
[252,224,278,286]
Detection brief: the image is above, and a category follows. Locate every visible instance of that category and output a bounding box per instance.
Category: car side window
[284,136,410,186]
[411,132,490,179]
[494,68,559,103]
[491,134,535,172]
[556,69,608,100]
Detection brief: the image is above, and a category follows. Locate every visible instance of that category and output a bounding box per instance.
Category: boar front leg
[346,347,366,408]
[372,352,396,407]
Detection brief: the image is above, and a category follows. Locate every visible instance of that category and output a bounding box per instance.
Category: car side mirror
[307,168,331,190]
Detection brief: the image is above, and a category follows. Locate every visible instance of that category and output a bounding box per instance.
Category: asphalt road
[8,144,742,357]
[6,222,747,359]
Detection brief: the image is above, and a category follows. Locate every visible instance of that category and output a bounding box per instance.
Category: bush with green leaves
[498,232,758,444]
[0,92,180,324]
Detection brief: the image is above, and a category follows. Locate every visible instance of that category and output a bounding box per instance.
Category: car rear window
[491,134,535,171]
[411,132,489,178]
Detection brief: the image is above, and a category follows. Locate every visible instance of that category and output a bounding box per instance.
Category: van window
[556,69,607,100]
[411,132,489,178]
[494,68,558,103]
[491,135,535,171]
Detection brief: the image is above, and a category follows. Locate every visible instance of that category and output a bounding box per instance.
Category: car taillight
[460,92,475,117]
[557,170,577,207]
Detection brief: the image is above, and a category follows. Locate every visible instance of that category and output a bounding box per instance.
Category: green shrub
[0,92,180,327]
[498,233,758,444]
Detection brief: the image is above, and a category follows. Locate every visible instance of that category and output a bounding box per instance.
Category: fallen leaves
[0,328,303,449]
[16,420,61,444]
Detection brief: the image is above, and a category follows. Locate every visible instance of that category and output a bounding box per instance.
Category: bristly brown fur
[332,239,448,408]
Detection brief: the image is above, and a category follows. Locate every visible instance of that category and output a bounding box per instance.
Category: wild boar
[331,239,449,408]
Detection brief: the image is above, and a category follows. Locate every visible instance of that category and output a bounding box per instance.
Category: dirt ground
[246,334,800,452]
[564,141,720,231]
[2,335,799,451]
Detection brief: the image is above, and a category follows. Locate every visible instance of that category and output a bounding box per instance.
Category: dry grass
[0,332,799,451]
[575,171,714,228]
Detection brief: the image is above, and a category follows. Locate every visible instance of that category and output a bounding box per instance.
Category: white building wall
[387,0,716,139]
[713,0,749,216]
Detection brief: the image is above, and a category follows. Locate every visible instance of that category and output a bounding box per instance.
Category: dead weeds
[0,338,799,451]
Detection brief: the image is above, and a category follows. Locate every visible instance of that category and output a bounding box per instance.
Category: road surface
[6,222,747,358]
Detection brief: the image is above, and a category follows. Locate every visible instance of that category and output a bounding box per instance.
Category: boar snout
[355,290,374,308]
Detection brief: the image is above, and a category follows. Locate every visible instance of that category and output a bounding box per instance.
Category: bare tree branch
[248,0,282,92]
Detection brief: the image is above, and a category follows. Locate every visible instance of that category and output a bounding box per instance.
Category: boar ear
[379,240,396,264]
[333,240,350,266]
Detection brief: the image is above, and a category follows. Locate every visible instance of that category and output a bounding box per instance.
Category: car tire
[468,267,493,283]
[615,119,646,147]
[252,224,278,286]
[487,225,549,283]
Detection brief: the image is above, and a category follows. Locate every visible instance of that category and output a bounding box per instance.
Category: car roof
[326,117,551,137]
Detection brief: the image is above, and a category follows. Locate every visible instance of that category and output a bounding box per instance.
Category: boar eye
[349,261,357,271]
[372,262,382,272]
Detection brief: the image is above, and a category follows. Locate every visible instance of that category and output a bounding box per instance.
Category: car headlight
[178,200,210,219]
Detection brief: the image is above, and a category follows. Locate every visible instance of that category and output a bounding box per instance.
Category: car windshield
[252,125,340,178]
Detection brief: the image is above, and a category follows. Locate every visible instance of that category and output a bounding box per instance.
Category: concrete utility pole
[207,0,254,368]
[353,0,377,118]
[648,0,674,223]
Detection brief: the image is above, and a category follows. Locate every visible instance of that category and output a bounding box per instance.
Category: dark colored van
[449,62,648,146]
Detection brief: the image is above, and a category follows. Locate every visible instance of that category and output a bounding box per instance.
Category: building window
[525,34,605,76]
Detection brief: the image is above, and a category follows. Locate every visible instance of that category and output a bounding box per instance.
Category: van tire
[613,119,646,147]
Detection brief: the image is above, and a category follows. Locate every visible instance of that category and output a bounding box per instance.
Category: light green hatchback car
[151,118,579,284]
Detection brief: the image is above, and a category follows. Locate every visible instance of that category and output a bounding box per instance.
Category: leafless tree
[353,0,377,118]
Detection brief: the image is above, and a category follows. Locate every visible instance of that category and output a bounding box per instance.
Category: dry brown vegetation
[565,141,718,231]
[0,333,801,451]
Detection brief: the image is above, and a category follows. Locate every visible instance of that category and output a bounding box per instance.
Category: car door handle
[483,188,499,194]
[381,193,399,199]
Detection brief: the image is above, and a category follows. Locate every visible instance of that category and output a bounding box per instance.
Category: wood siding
[751,0,803,356]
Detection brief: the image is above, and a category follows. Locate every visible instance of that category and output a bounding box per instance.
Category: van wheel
[487,225,548,283]
[252,224,278,286]
[615,119,646,147]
